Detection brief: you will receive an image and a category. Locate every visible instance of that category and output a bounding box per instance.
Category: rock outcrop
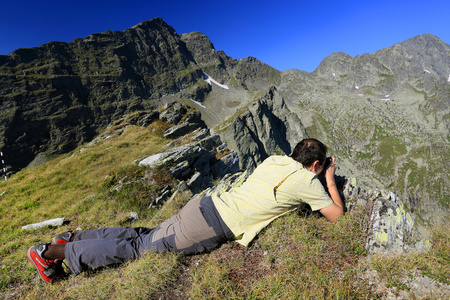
[221,87,308,171]
[123,101,239,199]
[137,131,239,196]
[342,178,429,254]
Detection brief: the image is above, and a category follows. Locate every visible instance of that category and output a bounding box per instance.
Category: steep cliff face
[221,87,307,171]
[0,18,197,173]
[0,18,280,175]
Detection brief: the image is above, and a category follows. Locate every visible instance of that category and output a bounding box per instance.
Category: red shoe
[26,243,66,283]
[52,230,73,245]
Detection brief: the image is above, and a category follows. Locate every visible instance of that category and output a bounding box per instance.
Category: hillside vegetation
[1,120,448,299]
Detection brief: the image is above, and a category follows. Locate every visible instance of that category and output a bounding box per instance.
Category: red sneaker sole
[26,247,54,283]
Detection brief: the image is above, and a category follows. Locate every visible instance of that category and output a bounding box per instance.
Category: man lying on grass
[27,138,344,283]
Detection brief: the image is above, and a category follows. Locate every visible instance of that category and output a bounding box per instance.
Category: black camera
[319,157,332,178]
[324,157,332,169]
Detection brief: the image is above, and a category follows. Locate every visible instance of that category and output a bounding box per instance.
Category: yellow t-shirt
[211,155,333,246]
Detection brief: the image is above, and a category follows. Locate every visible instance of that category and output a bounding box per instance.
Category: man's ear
[311,160,321,173]
[306,160,321,174]
[313,160,320,170]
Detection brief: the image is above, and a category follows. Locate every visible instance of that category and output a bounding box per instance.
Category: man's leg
[141,196,234,255]
[43,244,66,259]
[54,228,152,275]
[73,227,153,241]
[64,237,141,275]
[49,197,232,275]
[27,243,67,283]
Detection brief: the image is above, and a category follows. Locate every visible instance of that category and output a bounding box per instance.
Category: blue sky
[1,0,449,72]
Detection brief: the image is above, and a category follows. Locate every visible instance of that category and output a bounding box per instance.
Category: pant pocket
[199,207,213,228]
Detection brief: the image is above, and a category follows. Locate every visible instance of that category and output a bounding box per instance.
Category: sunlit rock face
[343,178,430,254]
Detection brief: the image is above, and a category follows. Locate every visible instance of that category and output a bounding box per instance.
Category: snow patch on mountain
[189,98,206,108]
[204,73,229,90]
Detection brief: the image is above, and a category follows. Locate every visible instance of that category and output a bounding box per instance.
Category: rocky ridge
[0,17,280,174]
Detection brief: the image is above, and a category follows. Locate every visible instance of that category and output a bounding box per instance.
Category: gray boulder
[137,133,240,195]
[343,178,429,254]
[159,102,187,125]
[211,152,240,178]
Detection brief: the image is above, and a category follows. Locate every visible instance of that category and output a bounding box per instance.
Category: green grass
[0,119,448,299]
[370,222,449,291]
[0,120,173,288]
[374,136,407,177]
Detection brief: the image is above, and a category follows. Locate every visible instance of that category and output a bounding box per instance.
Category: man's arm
[319,157,344,222]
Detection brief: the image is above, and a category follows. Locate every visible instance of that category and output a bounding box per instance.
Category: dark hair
[290,138,328,167]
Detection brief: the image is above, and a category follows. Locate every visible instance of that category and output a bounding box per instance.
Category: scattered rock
[127,211,138,221]
[120,212,139,225]
[159,102,187,125]
[22,217,66,230]
[138,131,240,195]
[163,110,206,139]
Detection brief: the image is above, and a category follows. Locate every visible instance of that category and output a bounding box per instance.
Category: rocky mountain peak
[375,34,450,79]
[312,52,353,76]
[394,33,448,53]
[0,17,281,175]
[130,17,173,31]
[180,31,229,82]
[312,34,450,96]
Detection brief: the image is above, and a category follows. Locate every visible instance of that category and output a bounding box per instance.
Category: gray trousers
[65,196,234,275]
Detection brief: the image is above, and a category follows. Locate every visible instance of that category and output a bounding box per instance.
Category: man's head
[290,139,328,174]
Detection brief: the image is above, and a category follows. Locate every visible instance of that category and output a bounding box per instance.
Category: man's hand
[324,156,337,181]
[320,156,344,222]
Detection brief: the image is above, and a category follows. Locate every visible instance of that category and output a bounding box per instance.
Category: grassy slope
[0,121,448,299]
